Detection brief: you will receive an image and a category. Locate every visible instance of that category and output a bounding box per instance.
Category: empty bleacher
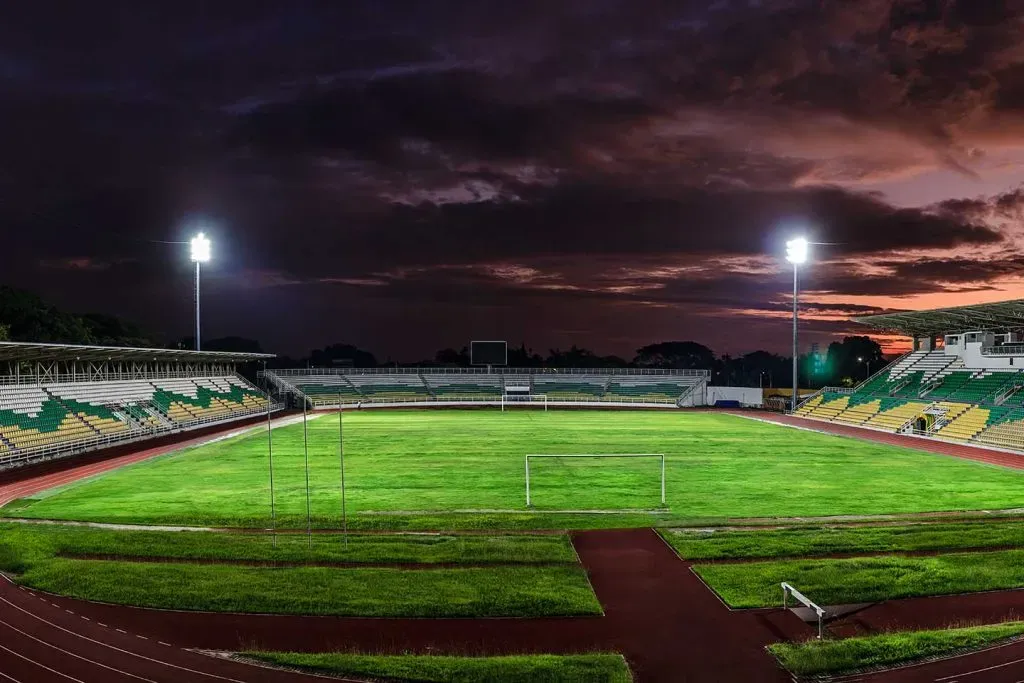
[795,348,1024,451]
[423,375,502,397]
[269,369,709,407]
[532,374,607,398]
[605,378,694,402]
[345,374,431,400]
[0,375,269,464]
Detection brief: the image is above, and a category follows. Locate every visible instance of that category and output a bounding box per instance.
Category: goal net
[501,393,548,411]
[524,453,665,507]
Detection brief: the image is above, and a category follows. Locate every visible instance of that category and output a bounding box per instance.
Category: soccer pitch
[8,411,1024,529]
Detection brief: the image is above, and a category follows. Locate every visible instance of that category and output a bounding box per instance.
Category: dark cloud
[2,1,1024,358]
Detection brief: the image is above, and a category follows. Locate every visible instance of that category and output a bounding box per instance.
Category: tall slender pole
[525,456,531,507]
[265,362,276,548]
[791,263,799,413]
[339,393,347,547]
[194,261,201,351]
[303,399,312,549]
[660,454,666,505]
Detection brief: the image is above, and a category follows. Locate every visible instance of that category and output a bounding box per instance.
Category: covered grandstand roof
[853,299,1024,336]
[0,341,274,363]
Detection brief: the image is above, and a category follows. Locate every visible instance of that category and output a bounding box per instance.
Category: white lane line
[158,642,171,647]
[0,587,248,683]
[0,669,21,682]
[936,656,1024,680]
[0,642,84,682]
[0,617,156,682]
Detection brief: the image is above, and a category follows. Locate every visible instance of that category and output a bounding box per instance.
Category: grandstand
[264,367,710,409]
[794,299,1024,453]
[0,342,279,468]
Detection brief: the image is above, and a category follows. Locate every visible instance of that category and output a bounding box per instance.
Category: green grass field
[0,523,596,617]
[245,652,633,683]
[769,622,1024,676]
[8,411,1024,529]
[694,549,1024,608]
[22,559,600,617]
[662,520,1024,560]
[0,523,576,567]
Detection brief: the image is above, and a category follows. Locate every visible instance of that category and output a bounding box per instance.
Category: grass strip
[245,652,633,683]
[20,559,602,617]
[694,549,1024,608]
[663,520,1024,561]
[769,622,1024,677]
[0,523,576,567]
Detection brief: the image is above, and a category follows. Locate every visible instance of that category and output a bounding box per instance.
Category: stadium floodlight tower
[190,232,211,351]
[786,237,809,412]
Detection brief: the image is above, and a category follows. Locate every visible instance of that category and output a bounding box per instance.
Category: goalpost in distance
[501,393,548,411]
[524,453,666,507]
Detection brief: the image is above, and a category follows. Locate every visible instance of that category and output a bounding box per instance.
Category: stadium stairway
[833,398,882,426]
[862,399,929,431]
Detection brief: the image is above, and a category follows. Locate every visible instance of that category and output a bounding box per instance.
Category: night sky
[3,1,1024,360]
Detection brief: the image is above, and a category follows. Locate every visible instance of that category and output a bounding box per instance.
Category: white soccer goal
[524,453,665,507]
[501,393,548,411]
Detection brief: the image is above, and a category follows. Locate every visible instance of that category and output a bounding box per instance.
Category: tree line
[0,286,885,388]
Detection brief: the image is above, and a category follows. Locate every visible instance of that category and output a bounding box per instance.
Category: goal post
[501,393,548,411]
[525,453,665,507]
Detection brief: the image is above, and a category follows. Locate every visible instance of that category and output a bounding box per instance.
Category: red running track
[0,529,808,682]
[735,411,1024,470]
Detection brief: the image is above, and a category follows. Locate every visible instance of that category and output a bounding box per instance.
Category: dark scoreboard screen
[471,341,507,366]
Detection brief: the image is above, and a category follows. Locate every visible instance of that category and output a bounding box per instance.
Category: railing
[264,367,710,377]
[782,582,826,639]
[305,394,678,409]
[982,345,1024,356]
[0,370,240,386]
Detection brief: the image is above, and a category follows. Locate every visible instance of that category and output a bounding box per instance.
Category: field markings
[0,582,249,683]
[0,616,157,682]
[0,641,85,682]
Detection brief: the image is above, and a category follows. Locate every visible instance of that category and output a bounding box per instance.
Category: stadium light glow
[190,232,211,350]
[786,236,809,265]
[190,232,211,263]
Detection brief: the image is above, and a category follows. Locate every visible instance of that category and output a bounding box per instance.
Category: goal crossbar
[525,453,665,507]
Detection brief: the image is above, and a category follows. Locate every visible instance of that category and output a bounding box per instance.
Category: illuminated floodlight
[190,233,211,263]
[786,237,808,265]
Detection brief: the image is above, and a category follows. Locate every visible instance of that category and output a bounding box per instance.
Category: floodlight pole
[786,237,808,414]
[791,262,798,413]
[189,232,209,352]
[194,260,201,351]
